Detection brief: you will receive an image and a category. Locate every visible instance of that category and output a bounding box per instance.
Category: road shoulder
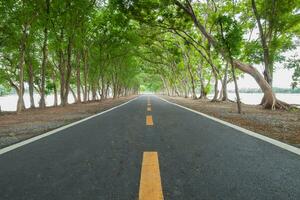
[159,95,300,154]
[0,96,138,149]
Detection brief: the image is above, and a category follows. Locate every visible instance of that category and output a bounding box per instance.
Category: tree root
[262,98,298,110]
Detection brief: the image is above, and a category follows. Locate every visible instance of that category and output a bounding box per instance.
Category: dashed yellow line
[139,152,164,200]
[147,107,151,112]
[146,115,153,126]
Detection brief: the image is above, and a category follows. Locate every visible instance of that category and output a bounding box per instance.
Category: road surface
[0,95,300,200]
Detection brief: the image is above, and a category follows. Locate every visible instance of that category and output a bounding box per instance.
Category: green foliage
[139,73,163,92]
[215,15,243,57]
[0,85,12,96]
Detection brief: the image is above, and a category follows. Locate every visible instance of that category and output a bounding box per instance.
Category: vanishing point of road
[0,95,300,200]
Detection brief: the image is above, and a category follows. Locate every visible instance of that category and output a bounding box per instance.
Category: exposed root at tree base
[262,98,298,110]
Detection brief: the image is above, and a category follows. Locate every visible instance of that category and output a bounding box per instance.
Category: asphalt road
[0,95,300,200]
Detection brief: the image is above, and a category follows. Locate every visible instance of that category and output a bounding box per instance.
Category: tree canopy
[0,0,299,112]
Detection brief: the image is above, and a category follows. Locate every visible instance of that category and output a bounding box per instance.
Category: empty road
[0,95,300,200]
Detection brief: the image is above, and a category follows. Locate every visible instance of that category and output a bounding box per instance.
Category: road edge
[157,95,300,156]
[0,96,139,155]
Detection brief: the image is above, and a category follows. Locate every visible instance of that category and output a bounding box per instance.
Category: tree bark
[160,75,170,96]
[198,64,207,99]
[58,28,65,106]
[100,76,105,100]
[17,26,27,113]
[62,37,73,106]
[83,49,88,102]
[27,61,35,108]
[92,83,97,101]
[69,86,77,103]
[221,62,229,101]
[105,82,110,99]
[52,74,58,106]
[211,70,219,101]
[76,52,81,103]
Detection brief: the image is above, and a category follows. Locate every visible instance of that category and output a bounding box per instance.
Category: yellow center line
[147,107,151,112]
[146,115,153,126]
[139,152,164,200]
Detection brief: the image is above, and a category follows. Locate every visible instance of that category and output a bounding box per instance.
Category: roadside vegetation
[1,0,300,113]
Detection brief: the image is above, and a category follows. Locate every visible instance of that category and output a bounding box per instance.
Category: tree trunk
[17,26,27,113]
[70,86,77,103]
[92,83,97,101]
[101,76,105,100]
[160,75,170,96]
[58,29,65,106]
[62,37,73,106]
[76,52,81,103]
[97,80,102,99]
[88,85,91,101]
[27,61,35,108]
[105,82,110,99]
[230,59,242,113]
[221,62,229,101]
[198,64,207,99]
[83,50,88,102]
[53,77,58,107]
[211,70,219,101]
[187,60,196,99]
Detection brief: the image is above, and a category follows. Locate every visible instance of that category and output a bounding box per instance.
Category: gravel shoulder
[0,96,136,148]
[162,95,300,148]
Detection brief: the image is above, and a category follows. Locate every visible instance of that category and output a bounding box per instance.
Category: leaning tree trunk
[176,0,289,109]
[160,75,170,96]
[69,86,77,103]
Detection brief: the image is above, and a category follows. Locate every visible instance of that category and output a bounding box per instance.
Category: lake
[0,93,299,111]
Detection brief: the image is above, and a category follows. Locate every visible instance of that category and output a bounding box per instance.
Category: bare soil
[163,96,300,148]
[0,96,136,148]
